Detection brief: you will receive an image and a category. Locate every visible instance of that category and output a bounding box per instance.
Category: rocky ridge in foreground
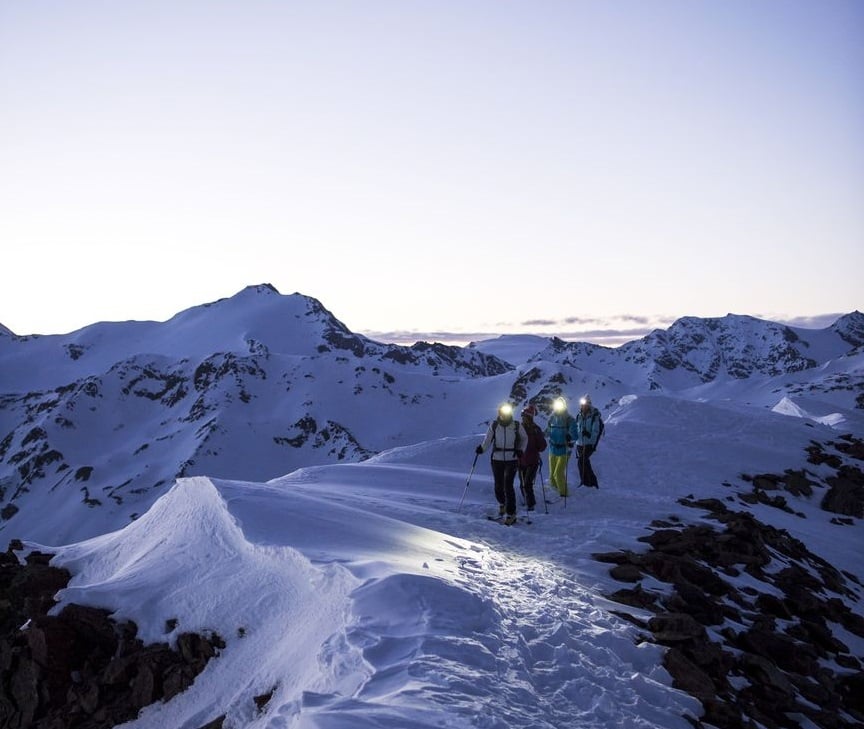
[0,541,225,729]
[598,436,864,729]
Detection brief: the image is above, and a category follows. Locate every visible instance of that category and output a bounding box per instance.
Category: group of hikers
[475,395,603,525]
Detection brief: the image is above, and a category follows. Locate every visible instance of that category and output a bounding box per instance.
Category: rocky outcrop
[0,541,224,729]
[619,315,824,384]
[597,494,863,729]
[731,435,864,522]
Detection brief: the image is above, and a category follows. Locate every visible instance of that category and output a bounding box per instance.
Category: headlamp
[499,403,513,417]
[553,397,566,413]
[579,397,588,406]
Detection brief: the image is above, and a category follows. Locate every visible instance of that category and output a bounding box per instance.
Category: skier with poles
[574,394,603,488]
[517,404,547,512]
[476,403,527,525]
[545,396,577,499]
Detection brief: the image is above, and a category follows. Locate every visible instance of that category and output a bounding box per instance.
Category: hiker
[575,394,602,488]
[545,397,577,497]
[476,403,528,525]
[518,404,547,511]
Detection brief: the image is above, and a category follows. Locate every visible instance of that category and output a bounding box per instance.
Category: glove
[475,445,483,455]
[566,438,574,448]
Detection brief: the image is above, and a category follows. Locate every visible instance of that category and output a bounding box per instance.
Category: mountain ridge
[1,287,861,545]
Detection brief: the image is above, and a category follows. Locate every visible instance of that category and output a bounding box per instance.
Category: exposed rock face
[597,442,864,729]
[831,310,864,348]
[0,542,224,729]
[619,315,823,383]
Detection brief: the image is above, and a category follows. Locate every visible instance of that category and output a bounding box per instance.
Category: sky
[1,0,862,345]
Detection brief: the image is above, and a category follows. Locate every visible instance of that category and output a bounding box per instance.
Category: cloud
[617,314,653,325]
[518,313,675,330]
[363,311,854,349]
[366,314,679,348]
[563,316,604,326]
[363,324,659,348]
[774,313,845,329]
[521,319,558,326]
[362,330,494,346]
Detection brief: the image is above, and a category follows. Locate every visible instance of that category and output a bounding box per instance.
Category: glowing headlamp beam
[553,397,566,413]
[499,403,513,417]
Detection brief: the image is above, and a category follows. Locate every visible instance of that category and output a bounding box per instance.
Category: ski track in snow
[234,460,707,729]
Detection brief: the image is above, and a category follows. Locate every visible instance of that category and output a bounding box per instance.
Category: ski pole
[539,460,548,514]
[458,452,480,512]
[517,467,527,508]
[564,449,570,509]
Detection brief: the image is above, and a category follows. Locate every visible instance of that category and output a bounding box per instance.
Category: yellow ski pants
[549,452,570,496]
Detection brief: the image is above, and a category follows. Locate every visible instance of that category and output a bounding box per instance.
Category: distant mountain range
[1,284,861,543]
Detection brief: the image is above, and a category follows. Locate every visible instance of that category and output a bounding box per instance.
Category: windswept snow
[23,394,861,728]
[45,468,702,729]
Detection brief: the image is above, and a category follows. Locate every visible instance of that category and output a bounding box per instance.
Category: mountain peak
[233,283,281,297]
[0,322,14,337]
[831,310,864,348]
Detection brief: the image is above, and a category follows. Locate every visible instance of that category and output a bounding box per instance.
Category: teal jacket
[574,407,602,447]
[545,412,577,456]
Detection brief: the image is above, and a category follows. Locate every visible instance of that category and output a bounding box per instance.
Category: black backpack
[593,411,605,448]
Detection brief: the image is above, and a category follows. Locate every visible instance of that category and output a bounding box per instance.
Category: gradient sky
[1,0,862,345]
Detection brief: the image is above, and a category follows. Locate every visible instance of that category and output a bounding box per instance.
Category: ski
[486,515,532,525]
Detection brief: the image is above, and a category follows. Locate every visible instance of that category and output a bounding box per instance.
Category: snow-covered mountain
[512,311,864,394]
[1,288,863,728]
[1,290,861,546]
[0,285,514,543]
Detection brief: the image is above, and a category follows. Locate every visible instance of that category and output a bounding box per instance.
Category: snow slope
[22,394,862,729]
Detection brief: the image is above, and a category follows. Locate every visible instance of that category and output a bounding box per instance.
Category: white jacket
[479,418,528,462]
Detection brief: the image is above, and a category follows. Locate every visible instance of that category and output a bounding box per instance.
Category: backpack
[528,421,547,452]
[593,411,605,448]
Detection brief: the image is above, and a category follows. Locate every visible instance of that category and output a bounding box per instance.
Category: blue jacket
[574,407,602,447]
[545,412,577,456]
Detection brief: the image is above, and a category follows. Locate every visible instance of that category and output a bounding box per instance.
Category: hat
[521,404,537,417]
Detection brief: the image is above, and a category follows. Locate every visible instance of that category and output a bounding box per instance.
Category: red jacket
[518,420,547,467]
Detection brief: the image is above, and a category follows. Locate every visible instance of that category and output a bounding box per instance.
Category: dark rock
[610,564,643,583]
[835,654,860,670]
[665,647,717,700]
[648,613,706,643]
[781,470,813,497]
[807,444,842,468]
[700,697,750,729]
[592,551,631,564]
[740,654,795,698]
[0,544,224,729]
[752,474,781,491]
[608,584,659,610]
[254,687,276,711]
[821,466,864,518]
[197,717,226,729]
[837,671,864,716]
[667,581,726,625]
[738,629,818,675]
[835,435,864,460]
